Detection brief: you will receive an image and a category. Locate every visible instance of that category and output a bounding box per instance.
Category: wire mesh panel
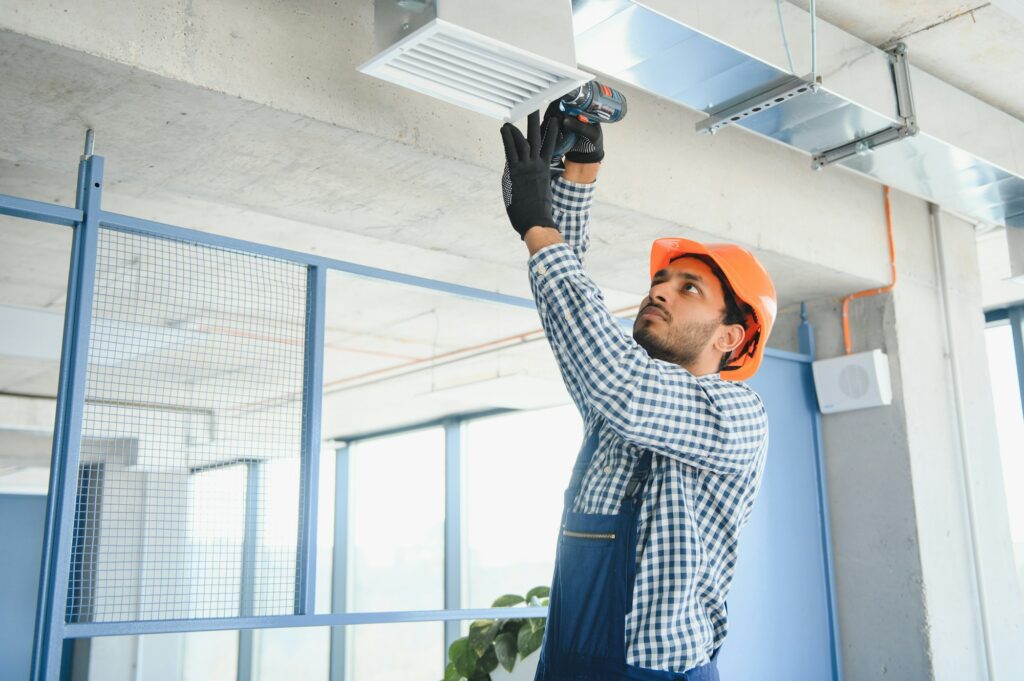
[66,226,311,623]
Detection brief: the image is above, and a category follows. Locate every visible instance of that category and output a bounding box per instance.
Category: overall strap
[564,426,655,512]
[623,450,653,503]
[565,427,601,503]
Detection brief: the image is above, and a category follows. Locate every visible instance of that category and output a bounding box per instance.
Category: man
[499,110,777,681]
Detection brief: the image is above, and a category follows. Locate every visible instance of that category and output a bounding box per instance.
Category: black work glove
[562,115,604,164]
[500,110,559,239]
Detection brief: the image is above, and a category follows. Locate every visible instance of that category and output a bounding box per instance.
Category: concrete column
[771,190,1024,680]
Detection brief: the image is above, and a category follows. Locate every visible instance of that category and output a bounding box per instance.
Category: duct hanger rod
[82,129,95,159]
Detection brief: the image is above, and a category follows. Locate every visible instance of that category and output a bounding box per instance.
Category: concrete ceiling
[790,1,1024,124]
[1,0,1023,491]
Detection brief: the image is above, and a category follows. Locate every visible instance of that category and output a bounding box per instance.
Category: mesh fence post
[31,154,105,681]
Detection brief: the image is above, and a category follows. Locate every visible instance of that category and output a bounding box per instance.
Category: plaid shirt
[528,177,769,672]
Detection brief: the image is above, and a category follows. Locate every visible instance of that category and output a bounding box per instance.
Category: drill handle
[553,131,577,161]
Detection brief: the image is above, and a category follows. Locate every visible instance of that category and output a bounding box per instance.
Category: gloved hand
[562,115,604,164]
[500,110,559,239]
[541,99,605,170]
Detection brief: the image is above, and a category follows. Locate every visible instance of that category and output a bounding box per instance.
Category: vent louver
[360,19,592,121]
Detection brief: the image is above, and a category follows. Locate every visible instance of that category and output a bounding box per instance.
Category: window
[189,464,245,618]
[984,313,1024,600]
[346,427,446,681]
[79,409,584,680]
[463,406,581,608]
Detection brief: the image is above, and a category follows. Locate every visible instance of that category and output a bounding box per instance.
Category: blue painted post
[802,310,844,681]
[30,153,105,681]
[296,265,326,615]
[811,406,844,681]
[238,461,262,681]
[1009,305,1024,421]
[330,445,351,681]
[443,419,463,665]
[798,302,816,359]
[241,462,262,618]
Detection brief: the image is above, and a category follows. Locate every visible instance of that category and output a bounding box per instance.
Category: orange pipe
[841,185,897,354]
[321,303,642,393]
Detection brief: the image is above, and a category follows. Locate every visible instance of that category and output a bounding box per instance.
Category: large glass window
[346,427,446,681]
[346,623,445,681]
[254,626,331,680]
[984,318,1024,599]
[251,446,336,679]
[77,407,585,680]
[181,630,239,681]
[189,464,245,619]
[463,406,581,608]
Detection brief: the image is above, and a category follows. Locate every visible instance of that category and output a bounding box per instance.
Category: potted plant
[442,586,549,681]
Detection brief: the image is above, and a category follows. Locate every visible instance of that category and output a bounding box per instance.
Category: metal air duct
[571,0,1024,229]
[359,0,592,121]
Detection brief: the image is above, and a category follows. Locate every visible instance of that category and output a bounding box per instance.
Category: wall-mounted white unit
[359,0,592,121]
[812,349,893,414]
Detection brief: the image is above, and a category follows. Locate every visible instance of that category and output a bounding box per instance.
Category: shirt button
[536,264,547,276]
[604,465,613,474]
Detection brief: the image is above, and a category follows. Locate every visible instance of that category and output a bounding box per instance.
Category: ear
[715,323,746,355]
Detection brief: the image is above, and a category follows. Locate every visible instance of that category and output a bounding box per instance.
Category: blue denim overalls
[535,430,721,681]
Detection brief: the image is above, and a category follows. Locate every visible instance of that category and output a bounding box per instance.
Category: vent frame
[359,18,593,121]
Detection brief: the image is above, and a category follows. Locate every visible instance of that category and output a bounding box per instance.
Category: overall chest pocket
[553,512,630,658]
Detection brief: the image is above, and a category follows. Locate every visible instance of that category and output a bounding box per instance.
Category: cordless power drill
[553,80,628,159]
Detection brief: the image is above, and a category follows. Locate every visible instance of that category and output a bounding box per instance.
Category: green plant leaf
[443,661,462,681]
[492,594,525,608]
[468,620,499,656]
[467,672,490,681]
[478,645,499,674]
[494,632,518,672]
[499,619,523,637]
[517,622,544,658]
[449,637,478,678]
[525,586,550,603]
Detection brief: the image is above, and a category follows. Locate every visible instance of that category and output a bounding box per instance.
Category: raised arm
[526,241,766,475]
[501,111,766,475]
[548,161,599,263]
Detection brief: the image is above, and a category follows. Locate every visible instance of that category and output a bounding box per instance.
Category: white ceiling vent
[359,0,592,121]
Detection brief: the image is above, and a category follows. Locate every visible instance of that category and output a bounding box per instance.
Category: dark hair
[671,254,750,371]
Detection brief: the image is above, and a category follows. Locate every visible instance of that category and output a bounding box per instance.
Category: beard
[633,315,721,367]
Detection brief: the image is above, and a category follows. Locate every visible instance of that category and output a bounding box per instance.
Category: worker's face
[633,256,741,370]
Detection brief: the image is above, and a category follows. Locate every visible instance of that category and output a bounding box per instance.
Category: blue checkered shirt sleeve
[529,178,766,475]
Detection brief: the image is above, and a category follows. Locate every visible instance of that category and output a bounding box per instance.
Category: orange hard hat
[649,238,777,381]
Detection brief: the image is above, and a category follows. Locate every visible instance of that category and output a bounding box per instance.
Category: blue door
[716,350,840,680]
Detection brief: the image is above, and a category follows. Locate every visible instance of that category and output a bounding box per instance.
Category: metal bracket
[696,74,816,136]
[811,43,918,170]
